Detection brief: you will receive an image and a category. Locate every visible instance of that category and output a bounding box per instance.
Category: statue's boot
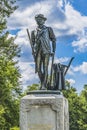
[40,82,46,90]
[41,86,46,90]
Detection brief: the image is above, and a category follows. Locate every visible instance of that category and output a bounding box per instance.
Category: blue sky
[7,0,87,93]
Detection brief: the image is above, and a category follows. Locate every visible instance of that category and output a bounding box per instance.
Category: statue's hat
[35,14,47,21]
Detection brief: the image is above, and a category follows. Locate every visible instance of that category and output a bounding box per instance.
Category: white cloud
[72,29,87,52]
[64,3,87,52]
[74,62,87,74]
[66,66,74,75]
[7,0,87,53]
[57,0,64,8]
[52,3,87,37]
[65,3,87,34]
[66,78,75,85]
[50,2,87,52]
[54,56,69,63]
[18,61,39,89]
[15,29,29,45]
[72,37,87,52]
[15,29,33,62]
[7,0,55,30]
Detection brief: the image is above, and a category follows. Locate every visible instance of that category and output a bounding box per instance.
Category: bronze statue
[29,14,56,90]
[27,14,74,91]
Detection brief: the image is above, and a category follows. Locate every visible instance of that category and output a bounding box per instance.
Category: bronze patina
[27,14,74,91]
[28,14,56,90]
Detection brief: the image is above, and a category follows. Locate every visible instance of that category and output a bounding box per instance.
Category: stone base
[20,91,69,130]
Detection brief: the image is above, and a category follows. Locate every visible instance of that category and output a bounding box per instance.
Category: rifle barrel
[64,57,74,76]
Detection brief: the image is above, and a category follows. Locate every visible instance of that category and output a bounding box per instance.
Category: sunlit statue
[27,14,74,91]
[29,14,56,90]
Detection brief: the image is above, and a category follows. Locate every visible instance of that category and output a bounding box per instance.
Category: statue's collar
[37,25,46,31]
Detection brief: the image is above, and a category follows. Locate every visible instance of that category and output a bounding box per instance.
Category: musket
[26,29,36,60]
[49,53,54,88]
[64,57,74,76]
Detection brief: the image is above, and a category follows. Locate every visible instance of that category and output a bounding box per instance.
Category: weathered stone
[20,93,69,130]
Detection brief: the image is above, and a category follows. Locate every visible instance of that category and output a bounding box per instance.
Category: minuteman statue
[31,14,56,90]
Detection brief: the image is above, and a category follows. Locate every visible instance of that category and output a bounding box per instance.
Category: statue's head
[35,14,47,26]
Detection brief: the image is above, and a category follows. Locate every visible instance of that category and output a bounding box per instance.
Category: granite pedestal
[20,91,69,130]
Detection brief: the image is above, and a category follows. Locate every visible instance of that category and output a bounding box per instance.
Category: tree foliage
[0,0,18,33]
[0,0,22,129]
[63,82,87,130]
[26,84,39,92]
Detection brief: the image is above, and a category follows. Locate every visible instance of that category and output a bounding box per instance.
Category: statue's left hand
[50,52,54,56]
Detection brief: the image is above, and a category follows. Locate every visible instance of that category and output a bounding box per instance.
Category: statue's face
[36,18,45,26]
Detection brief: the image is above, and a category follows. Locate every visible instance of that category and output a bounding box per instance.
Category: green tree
[78,85,87,129]
[26,84,39,93]
[0,0,22,129]
[63,81,81,130]
[63,81,87,130]
[0,0,18,33]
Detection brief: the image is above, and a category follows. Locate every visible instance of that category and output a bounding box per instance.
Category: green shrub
[10,126,19,130]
